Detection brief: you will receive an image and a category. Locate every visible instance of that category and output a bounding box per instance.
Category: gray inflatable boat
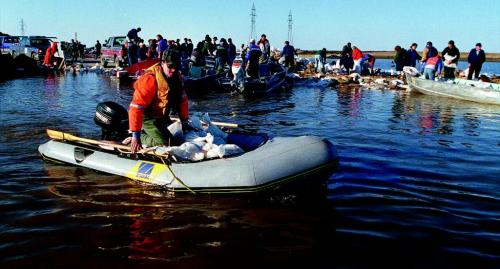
[39,132,338,194]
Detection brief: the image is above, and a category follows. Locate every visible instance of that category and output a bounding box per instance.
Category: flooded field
[1,60,499,268]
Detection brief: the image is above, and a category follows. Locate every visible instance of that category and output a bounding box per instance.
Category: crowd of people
[113,27,298,79]
[60,40,87,63]
[391,40,486,80]
[71,26,488,83]
[334,40,487,81]
[67,27,490,153]
[116,27,302,152]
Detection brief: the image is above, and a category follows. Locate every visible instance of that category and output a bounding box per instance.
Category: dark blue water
[1,69,499,269]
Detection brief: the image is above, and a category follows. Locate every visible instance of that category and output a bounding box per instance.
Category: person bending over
[127,53,189,153]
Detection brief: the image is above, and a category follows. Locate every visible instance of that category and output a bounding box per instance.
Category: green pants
[141,117,171,147]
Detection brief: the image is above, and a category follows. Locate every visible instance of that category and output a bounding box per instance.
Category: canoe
[405,74,500,105]
[39,132,338,194]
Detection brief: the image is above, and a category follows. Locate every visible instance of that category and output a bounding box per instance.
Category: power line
[287,10,293,44]
[20,18,25,35]
[249,3,256,41]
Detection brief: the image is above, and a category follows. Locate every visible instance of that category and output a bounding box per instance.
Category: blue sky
[1,0,499,52]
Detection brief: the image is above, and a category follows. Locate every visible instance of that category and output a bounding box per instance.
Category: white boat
[404,68,500,105]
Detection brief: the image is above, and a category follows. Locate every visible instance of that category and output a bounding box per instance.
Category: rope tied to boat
[159,157,196,194]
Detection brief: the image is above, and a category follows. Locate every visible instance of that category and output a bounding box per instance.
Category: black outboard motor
[94,101,129,141]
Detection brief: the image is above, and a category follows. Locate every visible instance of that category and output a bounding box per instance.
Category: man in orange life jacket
[127,53,189,153]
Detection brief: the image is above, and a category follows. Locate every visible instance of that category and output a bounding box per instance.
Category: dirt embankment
[298,50,500,62]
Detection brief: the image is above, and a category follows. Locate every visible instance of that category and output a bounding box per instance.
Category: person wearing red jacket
[352,46,364,74]
[127,53,189,153]
[43,42,58,67]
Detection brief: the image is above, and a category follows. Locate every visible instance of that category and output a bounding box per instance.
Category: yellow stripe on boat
[125,161,170,184]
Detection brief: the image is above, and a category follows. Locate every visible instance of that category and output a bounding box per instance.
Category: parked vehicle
[0,36,22,57]
[101,36,127,67]
[20,36,56,61]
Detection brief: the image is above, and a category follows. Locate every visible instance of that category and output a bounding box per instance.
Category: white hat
[249,39,256,44]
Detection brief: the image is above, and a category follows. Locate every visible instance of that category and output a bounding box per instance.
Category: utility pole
[20,19,25,35]
[249,3,256,41]
[287,10,293,44]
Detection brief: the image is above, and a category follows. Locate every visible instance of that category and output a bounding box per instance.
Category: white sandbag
[202,142,219,159]
[403,66,420,77]
[349,73,361,82]
[155,143,204,161]
[190,133,214,144]
[391,79,404,86]
[217,144,244,158]
[167,121,184,142]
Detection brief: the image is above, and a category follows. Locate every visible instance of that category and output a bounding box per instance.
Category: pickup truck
[0,36,22,56]
[101,36,127,67]
[20,36,54,61]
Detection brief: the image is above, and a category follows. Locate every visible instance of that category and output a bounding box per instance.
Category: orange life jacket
[129,64,189,132]
[145,65,170,118]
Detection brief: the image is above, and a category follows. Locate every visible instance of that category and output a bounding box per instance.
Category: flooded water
[1,66,500,268]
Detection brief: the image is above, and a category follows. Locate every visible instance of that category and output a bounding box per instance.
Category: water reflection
[2,73,500,268]
[405,92,498,138]
[336,87,362,117]
[462,113,480,136]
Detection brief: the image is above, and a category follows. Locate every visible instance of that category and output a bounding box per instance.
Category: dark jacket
[281,44,295,57]
[406,49,421,67]
[228,43,237,58]
[127,29,139,42]
[342,45,352,57]
[394,48,407,64]
[215,45,228,62]
[467,49,485,65]
[442,46,460,63]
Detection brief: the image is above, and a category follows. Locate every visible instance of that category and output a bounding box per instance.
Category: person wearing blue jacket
[420,41,438,72]
[281,41,295,71]
[406,43,421,67]
[245,39,262,78]
[467,43,486,80]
